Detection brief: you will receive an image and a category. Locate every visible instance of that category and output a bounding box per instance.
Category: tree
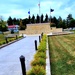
[69,19,75,28]
[16,19,20,25]
[28,15,31,24]
[67,14,73,28]
[62,20,67,29]
[36,14,40,23]
[7,16,13,25]
[41,14,44,23]
[52,16,58,27]
[0,20,8,32]
[22,18,29,29]
[67,14,73,20]
[19,19,25,30]
[45,14,48,22]
[31,15,35,23]
[58,16,62,22]
[13,18,17,25]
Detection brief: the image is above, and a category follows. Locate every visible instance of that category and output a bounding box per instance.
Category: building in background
[8,25,19,32]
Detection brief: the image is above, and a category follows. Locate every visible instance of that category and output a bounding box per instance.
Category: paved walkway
[0,35,39,75]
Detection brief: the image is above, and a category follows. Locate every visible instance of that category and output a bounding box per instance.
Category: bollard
[5,37,8,43]
[16,35,18,39]
[35,40,37,50]
[20,55,26,75]
[39,36,41,42]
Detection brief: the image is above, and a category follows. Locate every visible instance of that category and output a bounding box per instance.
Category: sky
[0,0,75,21]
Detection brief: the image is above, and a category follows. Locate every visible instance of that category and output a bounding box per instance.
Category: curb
[46,37,51,75]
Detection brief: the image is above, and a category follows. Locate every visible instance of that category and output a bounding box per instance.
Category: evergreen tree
[13,18,17,25]
[41,14,44,23]
[69,19,75,28]
[28,15,31,24]
[52,16,58,27]
[36,14,40,23]
[62,20,67,29]
[31,14,35,23]
[67,14,73,28]
[45,14,48,22]
[19,19,25,30]
[7,16,13,25]
[0,20,8,32]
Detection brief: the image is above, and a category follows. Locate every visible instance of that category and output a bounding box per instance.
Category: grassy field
[48,34,75,75]
[0,34,6,42]
[0,33,21,45]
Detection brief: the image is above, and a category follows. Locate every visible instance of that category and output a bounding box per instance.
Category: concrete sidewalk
[0,35,39,75]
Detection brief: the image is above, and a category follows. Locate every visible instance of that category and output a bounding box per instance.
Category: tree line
[7,14,49,30]
[0,13,75,32]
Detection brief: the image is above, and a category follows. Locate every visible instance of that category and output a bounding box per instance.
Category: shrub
[2,41,6,44]
[31,58,46,66]
[9,39,12,42]
[27,34,47,75]
[34,52,46,59]
[27,65,45,75]
[38,42,46,52]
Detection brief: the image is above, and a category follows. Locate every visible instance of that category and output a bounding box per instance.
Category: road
[0,35,39,75]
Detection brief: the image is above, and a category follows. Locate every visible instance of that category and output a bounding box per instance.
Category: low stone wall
[3,31,10,35]
[19,23,62,35]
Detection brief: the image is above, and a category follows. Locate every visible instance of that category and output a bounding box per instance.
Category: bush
[2,41,6,44]
[34,52,46,59]
[37,40,46,53]
[31,58,46,66]
[27,34,47,75]
[27,65,45,75]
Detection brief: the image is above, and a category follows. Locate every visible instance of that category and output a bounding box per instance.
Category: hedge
[27,34,47,75]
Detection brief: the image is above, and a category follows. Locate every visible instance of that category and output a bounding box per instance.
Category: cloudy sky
[0,0,75,20]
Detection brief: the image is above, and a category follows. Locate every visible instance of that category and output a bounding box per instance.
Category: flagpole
[28,9,31,24]
[50,7,51,25]
[39,0,41,23]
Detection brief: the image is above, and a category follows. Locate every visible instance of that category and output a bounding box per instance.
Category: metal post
[5,37,8,43]
[16,35,18,39]
[20,55,26,75]
[39,36,41,42]
[35,40,37,50]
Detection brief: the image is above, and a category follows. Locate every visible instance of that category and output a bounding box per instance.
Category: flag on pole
[38,3,40,7]
[50,9,54,12]
[28,10,30,14]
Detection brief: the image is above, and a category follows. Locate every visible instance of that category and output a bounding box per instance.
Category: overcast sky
[0,0,75,20]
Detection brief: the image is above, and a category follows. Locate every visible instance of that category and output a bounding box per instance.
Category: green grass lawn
[0,33,22,45]
[48,34,75,75]
[0,34,6,42]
